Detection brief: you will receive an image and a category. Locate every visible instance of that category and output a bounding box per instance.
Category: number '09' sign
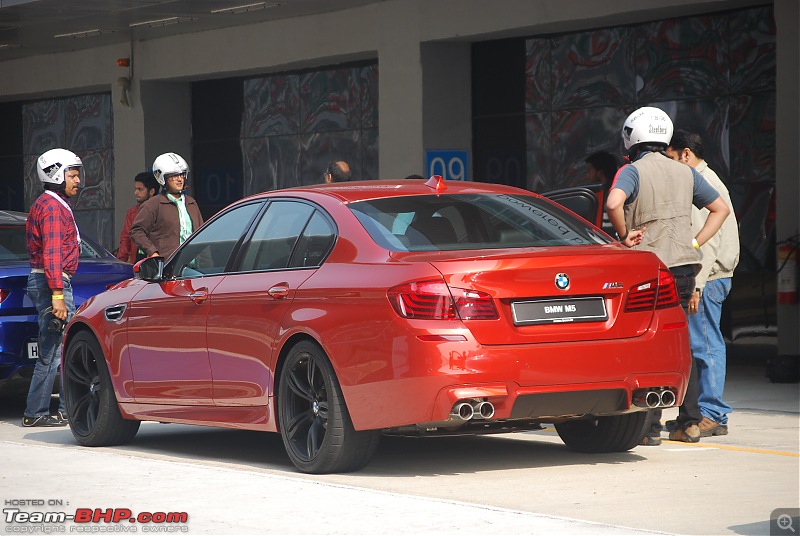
[425,150,469,182]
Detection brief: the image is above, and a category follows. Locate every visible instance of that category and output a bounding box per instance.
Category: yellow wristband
[52,294,65,300]
[692,238,700,250]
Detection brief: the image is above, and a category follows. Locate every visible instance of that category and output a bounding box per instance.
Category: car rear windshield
[349,193,611,252]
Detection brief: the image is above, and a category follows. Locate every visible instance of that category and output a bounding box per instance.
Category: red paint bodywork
[66,180,691,434]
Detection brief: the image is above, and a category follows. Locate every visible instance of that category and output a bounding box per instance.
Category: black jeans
[645,264,702,436]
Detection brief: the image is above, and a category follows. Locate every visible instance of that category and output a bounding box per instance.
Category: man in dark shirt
[23,148,83,427]
[116,171,158,263]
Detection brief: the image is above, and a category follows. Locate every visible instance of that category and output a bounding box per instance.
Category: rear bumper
[339,317,690,431]
[0,319,38,381]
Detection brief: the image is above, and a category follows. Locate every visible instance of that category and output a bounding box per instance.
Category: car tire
[554,411,647,453]
[278,340,380,474]
[63,331,140,446]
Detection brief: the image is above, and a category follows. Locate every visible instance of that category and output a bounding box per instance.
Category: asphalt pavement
[1,338,797,536]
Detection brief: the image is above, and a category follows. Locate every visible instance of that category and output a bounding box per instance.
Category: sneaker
[57,410,69,424]
[668,424,701,443]
[698,417,728,437]
[640,435,662,446]
[22,415,67,428]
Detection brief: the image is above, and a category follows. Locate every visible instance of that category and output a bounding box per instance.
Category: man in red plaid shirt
[23,148,82,427]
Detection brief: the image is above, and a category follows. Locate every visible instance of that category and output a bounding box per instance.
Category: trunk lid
[394,245,668,345]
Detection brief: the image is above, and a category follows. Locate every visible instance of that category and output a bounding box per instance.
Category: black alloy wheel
[278,341,379,474]
[62,331,139,446]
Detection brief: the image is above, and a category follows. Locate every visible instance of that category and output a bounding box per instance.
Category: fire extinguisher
[777,235,799,304]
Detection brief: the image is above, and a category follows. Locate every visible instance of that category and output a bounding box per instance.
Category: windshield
[0,225,29,261]
[349,193,611,252]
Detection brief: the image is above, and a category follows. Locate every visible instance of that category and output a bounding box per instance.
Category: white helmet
[37,148,82,185]
[621,106,674,151]
[152,152,189,186]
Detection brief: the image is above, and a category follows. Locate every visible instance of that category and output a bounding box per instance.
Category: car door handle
[268,284,290,299]
[189,288,209,304]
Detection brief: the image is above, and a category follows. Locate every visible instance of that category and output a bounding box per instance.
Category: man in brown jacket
[130,152,203,260]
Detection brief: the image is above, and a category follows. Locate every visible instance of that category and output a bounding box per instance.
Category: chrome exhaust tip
[645,391,661,408]
[633,388,674,408]
[473,401,495,419]
[660,390,676,407]
[450,402,474,421]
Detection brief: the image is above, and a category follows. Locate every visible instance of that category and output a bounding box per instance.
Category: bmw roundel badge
[555,273,570,290]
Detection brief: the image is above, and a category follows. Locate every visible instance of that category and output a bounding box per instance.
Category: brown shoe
[698,417,728,437]
[668,424,700,443]
[639,435,662,446]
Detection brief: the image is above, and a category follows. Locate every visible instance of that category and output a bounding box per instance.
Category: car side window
[288,211,335,268]
[167,202,262,279]
[240,201,314,272]
[79,239,106,259]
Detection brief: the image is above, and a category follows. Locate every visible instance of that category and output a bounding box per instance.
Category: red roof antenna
[425,175,447,192]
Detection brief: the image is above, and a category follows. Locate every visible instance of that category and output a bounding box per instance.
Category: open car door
[543,183,616,236]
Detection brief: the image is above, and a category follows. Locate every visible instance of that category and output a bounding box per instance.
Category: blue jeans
[24,273,75,418]
[689,278,733,425]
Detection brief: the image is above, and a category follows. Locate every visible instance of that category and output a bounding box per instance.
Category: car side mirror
[134,256,165,282]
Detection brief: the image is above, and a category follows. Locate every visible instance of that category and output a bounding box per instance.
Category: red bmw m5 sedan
[62,177,690,473]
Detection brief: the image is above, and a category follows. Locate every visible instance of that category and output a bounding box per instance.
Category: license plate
[27,341,39,360]
[511,297,607,325]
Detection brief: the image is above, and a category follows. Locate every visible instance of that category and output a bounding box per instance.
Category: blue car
[0,210,133,386]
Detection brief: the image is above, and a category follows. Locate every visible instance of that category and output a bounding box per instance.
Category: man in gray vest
[606,106,730,444]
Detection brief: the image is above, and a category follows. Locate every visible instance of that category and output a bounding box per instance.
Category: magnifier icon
[778,514,796,533]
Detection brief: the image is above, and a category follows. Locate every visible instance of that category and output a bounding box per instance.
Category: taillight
[387,280,498,320]
[655,269,680,309]
[388,280,456,319]
[625,269,680,312]
[450,286,499,319]
[0,289,8,303]
[625,280,657,312]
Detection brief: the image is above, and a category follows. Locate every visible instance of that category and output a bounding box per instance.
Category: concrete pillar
[112,77,146,244]
[421,42,472,177]
[377,1,423,178]
[377,3,472,180]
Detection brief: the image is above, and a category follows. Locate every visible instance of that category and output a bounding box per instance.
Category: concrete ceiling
[0,0,381,61]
